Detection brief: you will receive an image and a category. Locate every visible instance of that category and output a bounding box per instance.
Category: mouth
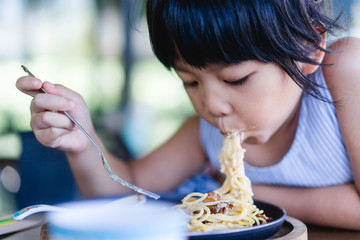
[217,118,255,143]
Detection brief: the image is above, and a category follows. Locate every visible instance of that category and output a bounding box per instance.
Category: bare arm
[253,183,360,230]
[68,115,207,197]
[323,37,360,194]
[16,76,207,198]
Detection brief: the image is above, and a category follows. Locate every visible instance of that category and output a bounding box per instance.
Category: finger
[34,127,72,149]
[31,111,75,131]
[16,76,43,97]
[42,82,83,102]
[30,93,75,114]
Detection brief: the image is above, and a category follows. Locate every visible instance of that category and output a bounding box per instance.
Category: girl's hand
[16,76,94,153]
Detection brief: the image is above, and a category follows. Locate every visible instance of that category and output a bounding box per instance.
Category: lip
[219,126,257,144]
[212,117,257,140]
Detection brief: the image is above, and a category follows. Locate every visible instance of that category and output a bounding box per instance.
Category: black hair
[146,0,344,101]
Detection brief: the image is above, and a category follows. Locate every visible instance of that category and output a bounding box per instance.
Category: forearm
[66,135,134,198]
[252,183,360,230]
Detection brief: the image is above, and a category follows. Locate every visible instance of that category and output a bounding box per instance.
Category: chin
[244,137,260,144]
[244,134,270,145]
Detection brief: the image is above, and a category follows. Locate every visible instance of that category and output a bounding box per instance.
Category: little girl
[16,0,360,230]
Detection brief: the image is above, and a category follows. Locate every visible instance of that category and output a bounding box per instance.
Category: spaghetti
[180,131,271,232]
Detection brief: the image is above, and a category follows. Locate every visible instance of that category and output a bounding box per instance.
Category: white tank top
[199,67,353,187]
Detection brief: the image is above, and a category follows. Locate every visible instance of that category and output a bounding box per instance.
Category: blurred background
[0,0,359,215]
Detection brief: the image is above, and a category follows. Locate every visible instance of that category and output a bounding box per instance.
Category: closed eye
[224,74,250,87]
[183,81,198,88]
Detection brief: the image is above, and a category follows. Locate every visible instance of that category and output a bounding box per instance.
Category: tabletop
[1,215,360,240]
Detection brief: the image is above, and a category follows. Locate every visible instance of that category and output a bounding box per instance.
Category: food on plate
[179,131,272,232]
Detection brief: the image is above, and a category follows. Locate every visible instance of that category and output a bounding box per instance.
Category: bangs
[147,0,263,68]
[147,0,325,69]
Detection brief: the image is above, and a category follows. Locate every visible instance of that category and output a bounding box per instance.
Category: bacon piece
[210,202,234,214]
[203,192,221,203]
[202,192,234,214]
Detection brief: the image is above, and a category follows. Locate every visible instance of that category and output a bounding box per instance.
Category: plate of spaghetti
[185,200,285,240]
[176,131,286,240]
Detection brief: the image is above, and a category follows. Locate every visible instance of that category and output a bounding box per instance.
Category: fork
[21,65,160,200]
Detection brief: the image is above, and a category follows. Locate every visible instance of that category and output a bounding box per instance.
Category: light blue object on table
[48,199,186,240]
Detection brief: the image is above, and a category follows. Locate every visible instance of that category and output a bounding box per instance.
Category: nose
[202,87,233,117]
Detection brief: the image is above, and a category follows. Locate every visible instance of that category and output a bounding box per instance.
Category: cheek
[186,91,199,107]
[239,102,273,129]
[186,91,206,116]
[239,78,302,130]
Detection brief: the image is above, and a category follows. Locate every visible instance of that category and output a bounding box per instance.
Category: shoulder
[322,37,360,95]
[324,37,360,64]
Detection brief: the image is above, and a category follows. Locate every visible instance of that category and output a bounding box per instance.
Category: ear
[301,32,327,75]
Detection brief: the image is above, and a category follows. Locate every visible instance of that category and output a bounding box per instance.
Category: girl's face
[174,60,303,144]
